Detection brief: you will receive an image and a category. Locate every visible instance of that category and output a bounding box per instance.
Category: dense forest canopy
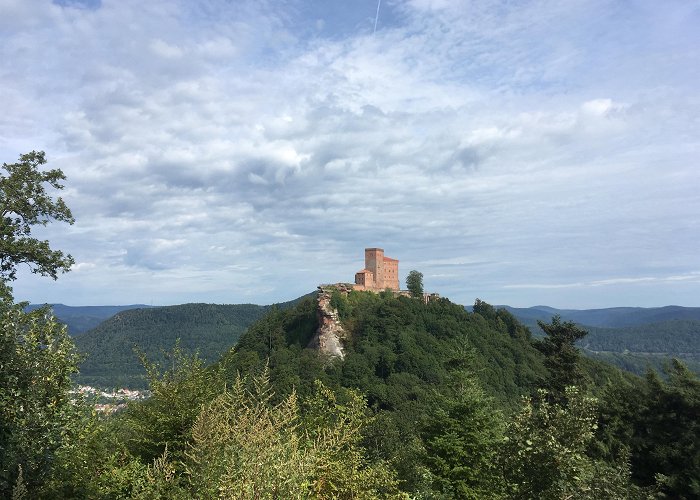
[7,286,700,497]
[71,294,312,388]
[47,298,698,390]
[74,303,269,388]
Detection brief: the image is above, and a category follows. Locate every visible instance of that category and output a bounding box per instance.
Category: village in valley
[71,385,149,414]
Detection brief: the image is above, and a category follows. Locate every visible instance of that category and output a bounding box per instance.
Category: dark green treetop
[406,270,424,298]
[0,151,74,286]
[535,315,589,400]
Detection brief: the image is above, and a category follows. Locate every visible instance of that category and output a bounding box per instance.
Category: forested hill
[500,305,700,375]
[211,292,660,496]
[25,303,153,335]
[73,300,291,388]
[35,292,698,498]
[73,298,700,388]
[220,292,631,409]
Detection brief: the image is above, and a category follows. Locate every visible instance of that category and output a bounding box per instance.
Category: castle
[311,248,439,359]
[353,248,400,292]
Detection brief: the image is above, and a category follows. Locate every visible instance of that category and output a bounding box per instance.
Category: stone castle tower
[354,248,399,291]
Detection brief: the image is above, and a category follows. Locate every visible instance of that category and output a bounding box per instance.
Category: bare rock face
[307,285,351,359]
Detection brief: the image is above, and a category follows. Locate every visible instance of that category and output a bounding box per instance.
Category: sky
[1,0,698,309]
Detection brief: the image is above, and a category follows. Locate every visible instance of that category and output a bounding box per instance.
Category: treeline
[586,351,700,377]
[5,292,699,498]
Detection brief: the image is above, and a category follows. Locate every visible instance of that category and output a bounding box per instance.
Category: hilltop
[74,295,312,388]
[24,303,153,335]
[221,291,631,409]
[65,297,700,388]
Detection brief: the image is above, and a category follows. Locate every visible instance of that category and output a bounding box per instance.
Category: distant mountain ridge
[25,303,154,335]
[500,305,700,328]
[497,305,700,375]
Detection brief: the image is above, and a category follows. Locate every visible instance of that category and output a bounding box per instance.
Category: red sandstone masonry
[354,248,400,291]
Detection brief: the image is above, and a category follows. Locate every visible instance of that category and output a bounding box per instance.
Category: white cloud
[504,272,700,290]
[150,39,185,59]
[580,98,614,116]
[2,0,699,308]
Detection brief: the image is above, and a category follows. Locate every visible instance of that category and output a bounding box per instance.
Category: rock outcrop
[307,284,352,359]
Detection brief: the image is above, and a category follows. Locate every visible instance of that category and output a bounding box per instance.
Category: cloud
[2,0,699,308]
[504,272,700,290]
[150,39,184,59]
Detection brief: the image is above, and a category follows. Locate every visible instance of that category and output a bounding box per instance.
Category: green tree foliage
[406,270,424,298]
[330,288,351,319]
[0,152,80,497]
[0,151,74,287]
[512,309,700,377]
[473,299,532,340]
[579,319,700,376]
[74,303,268,388]
[45,361,401,498]
[184,373,307,497]
[121,345,225,464]
[187,370,400,498]
[587,350,700,377]
[422,371,505,498]
[0,299,82,495]
[10,288,692,498]
[222,294,548,494]
[501,387,643,499]
[534,315,589,399]
[39,406,167,499]
[636,361,700,498]
[39,349,219,499]
[596,359,700,499]
[581,319,700,354]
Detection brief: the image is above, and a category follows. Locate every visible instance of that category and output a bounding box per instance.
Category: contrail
[373,0,381,34]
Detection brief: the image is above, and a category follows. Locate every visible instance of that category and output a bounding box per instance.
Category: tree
[186,371,401,498]
[422,372,505,498]
[0,297,82,495]
[0,151,74,288]
[500,387,642,499]
[122,345,225,464]
[601,360,700,498]
[534,315,589,401]
[0,151,78,496]
[406,270,424,298]
[472,298,497,321]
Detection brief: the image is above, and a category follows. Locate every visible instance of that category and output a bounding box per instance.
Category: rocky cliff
[307,284,352,359]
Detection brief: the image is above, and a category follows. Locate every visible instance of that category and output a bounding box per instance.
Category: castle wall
[382,257,399,290]
[354,270,374,287]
